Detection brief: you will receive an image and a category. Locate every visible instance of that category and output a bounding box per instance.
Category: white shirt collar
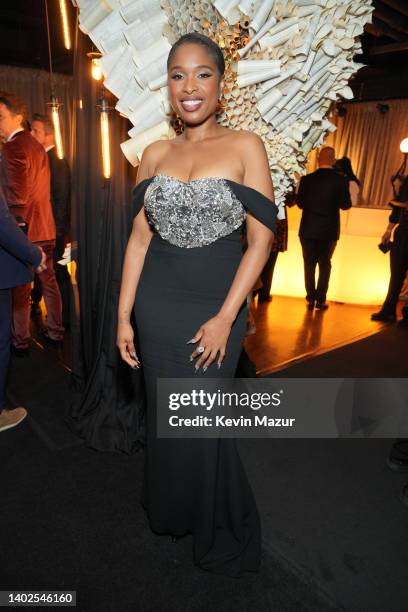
[6,128,24,142]
[45,144,55,152]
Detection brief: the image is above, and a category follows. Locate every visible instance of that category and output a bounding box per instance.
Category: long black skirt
[134,229,261,577]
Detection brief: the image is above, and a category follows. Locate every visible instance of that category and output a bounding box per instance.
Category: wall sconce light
[400,138,408,155]
[45,0,65,159]
[87,51,103,81]
[59,0,71,50]
[47,95,64,159]
[97,92,113,179]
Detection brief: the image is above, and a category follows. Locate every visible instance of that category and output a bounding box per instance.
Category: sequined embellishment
[144,176,246,248]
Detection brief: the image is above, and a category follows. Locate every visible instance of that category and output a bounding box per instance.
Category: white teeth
[181,99,202,109]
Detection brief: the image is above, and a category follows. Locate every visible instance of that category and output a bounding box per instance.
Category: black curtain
[65,27,145,453]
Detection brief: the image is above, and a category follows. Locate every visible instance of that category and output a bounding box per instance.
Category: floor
[30,294,402,377]
[245,295,399,375]
[5,299,407,611]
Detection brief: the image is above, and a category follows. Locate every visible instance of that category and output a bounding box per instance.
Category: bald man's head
[318,146,336,167]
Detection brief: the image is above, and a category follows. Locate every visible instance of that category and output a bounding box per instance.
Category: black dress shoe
[316,302,329,310]
[10,345,30,358]
[371,311,396,322]
[307,300,315,311]
[41,331,63,348]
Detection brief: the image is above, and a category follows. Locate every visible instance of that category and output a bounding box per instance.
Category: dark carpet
[2,325,407,611]
[2,344,336,612]
[258,324,408,611]
[268,323,408,378]
[240,436,408,612]
[6,341,80,450]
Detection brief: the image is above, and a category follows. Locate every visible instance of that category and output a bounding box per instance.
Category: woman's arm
[382,222,397,244]
[381,204,400,243]
[218,133,274,321]
[117,148,155,368]
[191,133,275,371]
[349,180,359,207]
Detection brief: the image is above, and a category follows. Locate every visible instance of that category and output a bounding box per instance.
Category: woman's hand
[117,321,140,369]
[188,314,233,372]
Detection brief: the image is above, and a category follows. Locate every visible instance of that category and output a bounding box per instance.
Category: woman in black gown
[117,33,277,577]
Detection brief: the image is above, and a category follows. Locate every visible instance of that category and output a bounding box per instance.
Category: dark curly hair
[167,33,225,77]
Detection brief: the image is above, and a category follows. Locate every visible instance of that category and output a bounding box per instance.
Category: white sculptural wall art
[75,0,374,216]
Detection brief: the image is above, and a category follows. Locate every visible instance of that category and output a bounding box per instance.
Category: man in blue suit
[0,185,45,432]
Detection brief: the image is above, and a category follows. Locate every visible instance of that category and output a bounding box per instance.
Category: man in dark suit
[0,185,45,432]
[0,92,64,353]
[31,114,71,327]
[296,146,351,310]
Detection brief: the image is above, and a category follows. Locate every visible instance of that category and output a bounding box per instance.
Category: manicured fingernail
[203,367,207,373]
[217,363,221,369]
[195,364,199,371]
[189,356,194,362]
[186,339,195,344]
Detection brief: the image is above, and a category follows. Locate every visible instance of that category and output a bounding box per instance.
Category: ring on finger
[197,346,205,353]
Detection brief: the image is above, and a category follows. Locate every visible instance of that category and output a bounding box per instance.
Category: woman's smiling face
[167,43,223,125]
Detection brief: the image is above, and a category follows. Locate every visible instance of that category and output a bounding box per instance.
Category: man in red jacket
[0,92,64,354]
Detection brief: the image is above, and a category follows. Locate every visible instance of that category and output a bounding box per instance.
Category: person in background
[31,114,71,328]
[334,156,360,206]
[0,92,64,354]
[0,185,45,432]
[255,215,288,303]
[371,175,408,323]
[296,146,351,310]
[254,178,292,304]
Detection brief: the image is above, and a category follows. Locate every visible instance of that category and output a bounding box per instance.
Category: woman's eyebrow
[170,64,214,71]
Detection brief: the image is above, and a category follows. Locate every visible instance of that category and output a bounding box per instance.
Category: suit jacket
[48,147,71,239]
[0,185,41,289]
[296,168,351,241]
[1,130,56,242]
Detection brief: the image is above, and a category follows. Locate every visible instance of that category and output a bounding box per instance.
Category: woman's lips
[180,99,203,112]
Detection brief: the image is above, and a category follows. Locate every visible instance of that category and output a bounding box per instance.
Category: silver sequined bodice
[144,175,246,248]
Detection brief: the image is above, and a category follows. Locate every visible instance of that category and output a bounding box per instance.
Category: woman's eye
[170,72,212,80]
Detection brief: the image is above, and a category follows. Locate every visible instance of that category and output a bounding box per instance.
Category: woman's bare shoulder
[137,140,173,180]
[135,140,172,183]
[223,129,265,156]
[142,139,172,163]
[232,129,265,147]
[225,130,267,171]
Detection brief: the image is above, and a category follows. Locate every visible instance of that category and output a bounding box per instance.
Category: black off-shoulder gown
[132,176,277,577]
